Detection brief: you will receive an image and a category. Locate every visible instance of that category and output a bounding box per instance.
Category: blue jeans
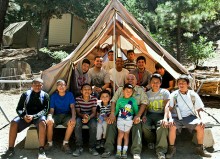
[74,117,97,148]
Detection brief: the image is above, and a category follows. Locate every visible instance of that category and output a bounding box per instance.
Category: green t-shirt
[115,97,138,120]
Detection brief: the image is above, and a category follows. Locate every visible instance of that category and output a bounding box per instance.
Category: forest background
[0,0,220,66]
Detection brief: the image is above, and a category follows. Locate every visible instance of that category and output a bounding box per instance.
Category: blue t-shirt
[50,91,75,114]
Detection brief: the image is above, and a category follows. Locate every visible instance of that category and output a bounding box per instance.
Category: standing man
[130,56,151,89]
[166,75,211,158]
[155,63,175,92]
[124,50,137,72]
[102,74,149,159]
[109,57,129,91]
[103,50,114,72]
[2,78,49,159]
[88,56,110,97]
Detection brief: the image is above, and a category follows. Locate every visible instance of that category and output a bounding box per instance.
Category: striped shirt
[97,104,111,117]
[123,59,137,72]
[75,95,97,115]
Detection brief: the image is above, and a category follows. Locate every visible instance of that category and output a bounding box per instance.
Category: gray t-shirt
[88,67,110,88]
[146,88,170,113]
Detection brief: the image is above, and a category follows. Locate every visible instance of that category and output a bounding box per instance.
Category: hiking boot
[89,148,99,156]
[44,143,53,151]
[133,154,141,159]
[101,151,111,158]
[1,149,15,158]
[195,146,211,158]
[121,150,127,159]
[100,139,105,148]
[148,143,155,150]
[115,150,121,159]
[156,152,165,159]
[38,148,47,159]
[72,146,83,157]
[166,146,176,159]
[96,140,101,149]
[61,143,72,154]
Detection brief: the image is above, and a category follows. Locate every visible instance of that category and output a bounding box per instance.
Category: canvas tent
[3,21,38,48]
[42,0,188,94]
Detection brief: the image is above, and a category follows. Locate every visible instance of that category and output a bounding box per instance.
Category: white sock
[63,140,68,145]
[123,146,128,151]
[117,145,122,151]
[47,141,53,146]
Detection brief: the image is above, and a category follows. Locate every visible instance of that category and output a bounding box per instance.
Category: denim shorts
[12,115,46,133]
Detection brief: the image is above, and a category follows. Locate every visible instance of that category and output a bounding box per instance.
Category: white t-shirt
[169,90,204,117]
[103,61,114,72]
[109,68,129,87]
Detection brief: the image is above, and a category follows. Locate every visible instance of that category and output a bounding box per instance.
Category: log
[0,68,19,90]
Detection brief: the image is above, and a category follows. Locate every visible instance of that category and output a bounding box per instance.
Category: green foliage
[40,47,68,62]
[187,36,215,66]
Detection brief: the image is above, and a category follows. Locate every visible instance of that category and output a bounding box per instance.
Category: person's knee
[39,120,46,128]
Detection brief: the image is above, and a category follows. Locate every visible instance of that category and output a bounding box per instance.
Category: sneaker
[96,140,101,149]
[100,139,105,148]
[166,146,176,159]
[89,148,99,156]
[133,154,141,159]
[156,152,165,159]
[38,148,47,159]
[72,146,83,157]
[61,143,72,154]
[121,150,127,159]
[101,151,111,158]
[148,143,155,150]
[195,146,211,158]
[44,143,53,151]
[1,149,15,158]
[115,150,121,159]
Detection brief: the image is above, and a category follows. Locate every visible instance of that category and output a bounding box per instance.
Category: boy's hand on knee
[133,116,140,124]
[107,113,116,124]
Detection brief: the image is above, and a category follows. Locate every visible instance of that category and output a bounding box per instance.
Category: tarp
[3,21,38,48]
[42,0,188,94]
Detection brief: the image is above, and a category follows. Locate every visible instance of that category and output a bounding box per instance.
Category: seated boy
[73,83,98,157]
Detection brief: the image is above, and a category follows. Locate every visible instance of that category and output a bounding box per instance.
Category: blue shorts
[174,115,198,133]
[12,116,46,133]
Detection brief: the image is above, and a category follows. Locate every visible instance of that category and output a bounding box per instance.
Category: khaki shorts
[117,118,133,132]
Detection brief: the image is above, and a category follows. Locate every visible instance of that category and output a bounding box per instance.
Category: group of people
[1,50,211,159]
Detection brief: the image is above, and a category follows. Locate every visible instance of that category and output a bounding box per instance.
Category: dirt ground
[0,89,220,159]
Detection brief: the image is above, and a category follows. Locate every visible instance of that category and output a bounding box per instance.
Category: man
[2,78,49,159]
[109,57,129,91]
[88,56,110,97]
[102,74,149,159]
[124,50,137,71]
[166,74,211,158]
[71,58,91,97]
[46,79,76,154]
[130,56,151,89]
[155,63,175,92]
[103,50,114,72]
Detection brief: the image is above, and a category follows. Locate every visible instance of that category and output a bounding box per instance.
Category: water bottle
[176,105,182,120]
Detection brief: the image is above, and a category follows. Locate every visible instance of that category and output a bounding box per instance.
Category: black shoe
[72,146,83,157]
[1,149,15,159]
[89,148,99,156]
[166,146,176,159]
[101,151,111,158]
[96,140,101,149]
[195,146,211,158]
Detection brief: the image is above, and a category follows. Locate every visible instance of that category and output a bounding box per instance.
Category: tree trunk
[37,16,50,58]
[0,0,9,48]
[176,0,182,62]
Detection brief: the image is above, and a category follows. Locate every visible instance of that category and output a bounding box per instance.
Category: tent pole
[113,12,117,94]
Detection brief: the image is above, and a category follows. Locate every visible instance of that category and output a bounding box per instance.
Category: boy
[166,74,211,158]
[96,90,111,149]
[142,74,170,159]
[1,78,49,159]
[46,79,76,154]
[115,83,139,159]
[73,83,98,157]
